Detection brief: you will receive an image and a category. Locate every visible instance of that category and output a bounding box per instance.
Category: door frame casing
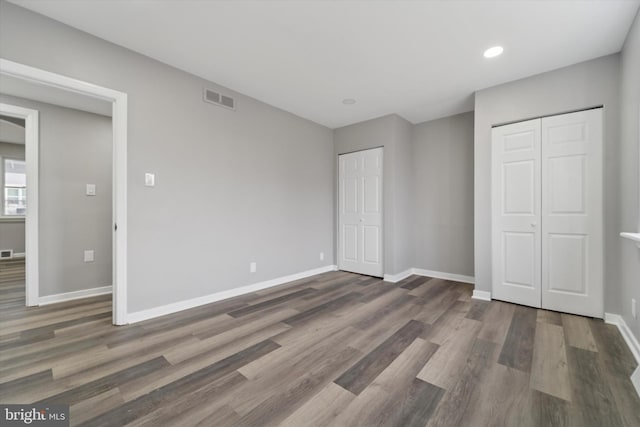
[0,58,129,325]
[0,103,39,307]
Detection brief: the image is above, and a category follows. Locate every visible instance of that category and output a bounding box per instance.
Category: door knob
[531,222,537,227]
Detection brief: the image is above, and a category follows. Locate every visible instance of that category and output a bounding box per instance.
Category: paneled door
[338,147,383,277]
[492,108,603,318]
[492,119,542,308]
[541,109,603,317]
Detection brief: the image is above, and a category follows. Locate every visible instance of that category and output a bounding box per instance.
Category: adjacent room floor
[0,269,638,426]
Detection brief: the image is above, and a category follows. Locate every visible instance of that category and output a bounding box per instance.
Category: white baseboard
[472,290,492,301]
[127,265,338,324]
[12,252,25,258]
[604,313,640,363]
[39,285,112,305]
[383,268,476,286]
[632,367,640,399]
[383,269,413,283]
[412,268,475,284]
[604,312,640,398]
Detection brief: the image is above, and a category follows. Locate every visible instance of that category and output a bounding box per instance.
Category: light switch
[84,250,94,262]
[145,173,155,187]
[86,184,96,196]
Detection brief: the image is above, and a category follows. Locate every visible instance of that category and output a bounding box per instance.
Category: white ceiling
[9,0,639,128]
[0,74,112,117]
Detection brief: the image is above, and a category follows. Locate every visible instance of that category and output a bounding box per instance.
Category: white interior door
[338,147,383,277]
[492,109,603,318]
[541,109,603,317]
[492,119,542,307]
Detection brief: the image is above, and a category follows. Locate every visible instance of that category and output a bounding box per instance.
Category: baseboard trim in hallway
[605,312,640,397]
[384,268,475,285]
[471,290,492,301]
[38,285,112,305]
[127,264,338,323]
[383,269,413,283]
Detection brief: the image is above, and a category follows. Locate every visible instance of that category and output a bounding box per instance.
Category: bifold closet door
[338,147,383,277]
[492,109,603,318]
[492,119,542,308]
[541,109,603,317]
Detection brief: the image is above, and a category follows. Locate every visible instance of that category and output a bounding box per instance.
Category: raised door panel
[502,161,536,215]
[503,232,536,289]
[342,178,358,214]
[342,225,358,262]
[548,155,586,215]
[363,225,381,264]
[363,176,381,214]
[547,234,588,295]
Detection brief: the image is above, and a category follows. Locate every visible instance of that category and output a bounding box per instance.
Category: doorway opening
[0,59,128,325]
[0,114,27,305]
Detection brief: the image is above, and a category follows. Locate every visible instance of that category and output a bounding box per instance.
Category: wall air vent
[220,95,235,109]
[0,249,13,259]
[203,88,235,110]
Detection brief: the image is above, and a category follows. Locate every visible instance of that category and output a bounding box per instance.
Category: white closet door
[492,119,542,307]
[338,147,383,277]
[541,109,603,317]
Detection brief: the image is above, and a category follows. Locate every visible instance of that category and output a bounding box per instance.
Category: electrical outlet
[320,252,324,261]
[249,262,256,273]
[84,250,94,262]
[632,298,637,319]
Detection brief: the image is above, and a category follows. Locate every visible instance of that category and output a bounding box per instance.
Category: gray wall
[413,112,474,276]
[618,10,640,342]
[0,141,26,254]
[0,1,334,312]
[0,140,25,157]
[392,117,414,274]
[473,54,621,314]
[0,95,113,297]
[0,221,24,254]
[334,114,414,276]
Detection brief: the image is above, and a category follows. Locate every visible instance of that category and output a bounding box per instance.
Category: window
[3,158,26,216]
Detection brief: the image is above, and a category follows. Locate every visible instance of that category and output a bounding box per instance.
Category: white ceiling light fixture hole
[483,46,504,58]
[342,98,356,105]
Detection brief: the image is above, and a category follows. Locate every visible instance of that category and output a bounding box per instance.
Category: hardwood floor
[1,268,639,426]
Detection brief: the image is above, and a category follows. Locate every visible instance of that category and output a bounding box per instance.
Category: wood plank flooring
[1,266,639,426]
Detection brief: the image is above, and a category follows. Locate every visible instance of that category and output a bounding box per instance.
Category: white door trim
[0,103,39,307]
[0,58,129,325]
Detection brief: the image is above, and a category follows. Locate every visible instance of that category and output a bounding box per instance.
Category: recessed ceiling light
[483,46,504,58]
[342,98,356,105]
